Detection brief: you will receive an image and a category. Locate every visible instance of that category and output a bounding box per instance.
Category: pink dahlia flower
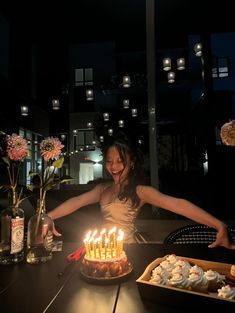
[40,137,64,161]
[220,120,235,146]
[6,133,29,161]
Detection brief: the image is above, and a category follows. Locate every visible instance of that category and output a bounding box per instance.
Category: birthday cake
[80,227,132,280]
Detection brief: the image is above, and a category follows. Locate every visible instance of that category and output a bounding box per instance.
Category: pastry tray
[136,255,235,308]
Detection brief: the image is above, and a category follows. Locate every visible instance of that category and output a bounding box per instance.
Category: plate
[80,263,133,285]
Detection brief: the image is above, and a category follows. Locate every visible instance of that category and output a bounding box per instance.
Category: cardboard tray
[136,255,235,308]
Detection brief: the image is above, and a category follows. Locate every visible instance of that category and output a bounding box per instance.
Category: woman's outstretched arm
[47,184,105,236]
[48,183,104,220]
[137,185,235,250]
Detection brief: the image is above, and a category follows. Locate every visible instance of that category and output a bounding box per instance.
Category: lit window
[75,68,93,86]
[212,57,229,78]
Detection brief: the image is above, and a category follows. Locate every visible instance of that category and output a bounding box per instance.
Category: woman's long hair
[102,132,145,208]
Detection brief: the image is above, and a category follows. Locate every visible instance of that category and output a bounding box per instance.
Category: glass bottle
[26,199,53,264]
[0,193,25,265]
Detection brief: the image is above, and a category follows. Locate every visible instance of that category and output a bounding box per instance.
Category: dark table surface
[0,242,234,313]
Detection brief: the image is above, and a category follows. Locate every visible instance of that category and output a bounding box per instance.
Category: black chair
[163,224,235,245]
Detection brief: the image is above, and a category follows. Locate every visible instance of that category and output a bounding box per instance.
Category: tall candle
[84,230,92,256]
[117,229,124,256]
[97,236,102,259]
[104,237,108,258]
[100,228,106,248]
[113,226,117,250]
[84,239,90,256]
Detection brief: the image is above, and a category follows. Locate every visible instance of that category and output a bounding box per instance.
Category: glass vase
[0,205,25,265]
[26,201,53,264]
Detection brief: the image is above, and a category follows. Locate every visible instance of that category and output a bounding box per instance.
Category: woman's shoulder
[93,179,113,192]
[136,184,159,197]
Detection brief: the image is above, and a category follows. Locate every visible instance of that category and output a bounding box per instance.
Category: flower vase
[26,200,53,264]
[0,205,25,265]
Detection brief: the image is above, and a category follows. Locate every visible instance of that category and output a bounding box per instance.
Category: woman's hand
[208,226,235,249]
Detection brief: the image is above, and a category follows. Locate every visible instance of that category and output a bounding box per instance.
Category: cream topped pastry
[165,254,179,265]
[172,265,188,277]
[189,264,204,276]
[189,272,208,293]
[204,269,224,292]
[174,259,191,276]
[159,260,174,275]
[150,273,168,285]
[152,265,170,278]
[217,285,235,299]
[168,273,191,289]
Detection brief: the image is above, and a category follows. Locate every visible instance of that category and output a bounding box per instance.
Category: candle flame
[100,228,106,235]
[84,230,92,242]
[118,229,124,240]
[92,229,98,238]
[108,226,117,235]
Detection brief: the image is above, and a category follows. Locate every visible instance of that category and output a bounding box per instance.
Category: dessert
[80,227,132,279]
[217,284,235,299]
[172,265,188,277]
[152,265,171,278]
[168,272,191,290]
[189,264,204,276]
[174,259,191,276]
[159,260,174,276]
[189,272,208,293]
[166,254,179,265]
[204,269,224,292]
[150,272,168,285]
[231,265,235,277]
[229,265,235,281]
[225,264,235,286]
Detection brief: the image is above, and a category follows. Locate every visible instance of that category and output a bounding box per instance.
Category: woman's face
[105,145,132,184]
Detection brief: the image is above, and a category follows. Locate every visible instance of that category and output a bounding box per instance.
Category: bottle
[0,205,25,265]
[26,199,53,264]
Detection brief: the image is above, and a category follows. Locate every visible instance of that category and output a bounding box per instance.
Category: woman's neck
[113,179,128,193]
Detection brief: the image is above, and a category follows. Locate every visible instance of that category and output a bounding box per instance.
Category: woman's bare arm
[137,185,235,249]
[48,183,104,221]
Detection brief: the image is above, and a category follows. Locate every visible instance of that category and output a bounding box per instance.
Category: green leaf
[2,156,10,167]
[27,185,34,192]
[52,157,64,168]
[59,178,75,184]
[29,172,40,177]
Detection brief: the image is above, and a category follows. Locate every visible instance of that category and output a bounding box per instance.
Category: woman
[48,133,235,248]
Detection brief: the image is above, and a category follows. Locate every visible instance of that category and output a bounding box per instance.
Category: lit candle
[100,228,106,245]
[97,235,102,259]
[94,238,99,258]
[117,229,124,256]
[108,227,116,253]
[89,237,94,258]
[113,226,117,250]
[104,237,108,258]
[84,230,92,256]
[84,238,89,256]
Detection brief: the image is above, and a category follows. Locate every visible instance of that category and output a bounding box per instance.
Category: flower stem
[34,191,47,236]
